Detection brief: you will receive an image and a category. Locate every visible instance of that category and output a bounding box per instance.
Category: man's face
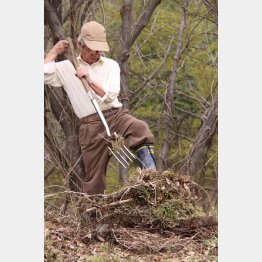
[80,44,101,65]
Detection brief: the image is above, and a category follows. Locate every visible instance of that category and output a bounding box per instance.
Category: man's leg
[79,120,110,194]
[108,109,157,169]
[135,144,157,169]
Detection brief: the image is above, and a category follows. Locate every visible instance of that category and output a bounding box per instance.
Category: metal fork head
[106,132,141,169]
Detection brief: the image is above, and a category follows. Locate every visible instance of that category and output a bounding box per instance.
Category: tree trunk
[158,1,186,170]
[129,0,162,47]
[117,0,133,183]
[178,95,218,177]
[44,0,65,42]
[117,0,163,103]
[118,0,132,110]
[44,0,86,192]
[117,0,162,183]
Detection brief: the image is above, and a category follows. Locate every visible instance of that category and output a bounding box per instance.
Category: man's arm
[44,40,69,64]
[75,67,106,97]
[44,40,69,87]
[87,80,106,97]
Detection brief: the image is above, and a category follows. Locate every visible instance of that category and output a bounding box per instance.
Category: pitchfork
[67,37,142,169]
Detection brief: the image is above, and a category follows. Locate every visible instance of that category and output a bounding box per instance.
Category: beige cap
[79,21,109,52]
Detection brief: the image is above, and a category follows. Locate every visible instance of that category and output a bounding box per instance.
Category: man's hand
[52,40,69,55]
[75,67,93,85]
[75,67,106,97]
[44,40,69,64]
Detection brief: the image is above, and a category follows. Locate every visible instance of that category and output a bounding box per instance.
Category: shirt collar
[77,55,104,66]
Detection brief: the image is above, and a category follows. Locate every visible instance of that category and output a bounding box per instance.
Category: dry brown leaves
[45,169,218,261]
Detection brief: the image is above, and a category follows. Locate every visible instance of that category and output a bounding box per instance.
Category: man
[44,21,156,195]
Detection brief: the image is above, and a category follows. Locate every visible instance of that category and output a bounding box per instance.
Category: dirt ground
[45,215,217,262]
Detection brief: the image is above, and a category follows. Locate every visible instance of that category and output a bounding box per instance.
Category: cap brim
[83,39,109,52]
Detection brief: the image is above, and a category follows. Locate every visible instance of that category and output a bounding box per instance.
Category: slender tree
[44,0,86,191]
[178,94,217,177]
[158,0,187,170]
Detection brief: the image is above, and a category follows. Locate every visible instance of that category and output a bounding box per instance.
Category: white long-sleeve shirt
[44,55,122,118]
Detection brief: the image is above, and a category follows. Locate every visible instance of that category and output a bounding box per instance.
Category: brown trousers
[79,108,154,194]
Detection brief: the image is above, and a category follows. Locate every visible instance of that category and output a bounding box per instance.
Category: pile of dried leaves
[45,169,217,261]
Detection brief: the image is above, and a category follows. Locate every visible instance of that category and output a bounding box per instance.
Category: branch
[130,32,176,102]
[85,198,133,213]
[44,1,86,191]
[178,94,218,177]
[133,116,194,143]
[130,0,162,47]
[159,0,187,169]
[62,0,93,23]
[173,105,203,121]
[174,89,210,109]
[44,0,66,41]
[44,166,56,180]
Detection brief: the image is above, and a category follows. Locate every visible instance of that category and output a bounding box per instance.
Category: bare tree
[118,0,133,110]
[117,0,162,183]
[44,0,218,202]
[158,0,187,170]
[44,0,86,191]
[178,94,217,177]
[118,0,163,108]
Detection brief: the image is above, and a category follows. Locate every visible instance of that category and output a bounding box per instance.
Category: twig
[85,198,133,213]
[44,166,56,180]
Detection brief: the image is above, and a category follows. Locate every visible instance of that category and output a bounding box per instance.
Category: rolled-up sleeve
[96,62,120,103]
[44,62,63,87]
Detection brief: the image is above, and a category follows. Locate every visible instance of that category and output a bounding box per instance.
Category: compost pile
[45,169,217,261]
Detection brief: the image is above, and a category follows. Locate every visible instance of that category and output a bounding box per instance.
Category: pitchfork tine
[120,148,133,162]
[122,145,148,168]
[116,151,130,165]
[108,146,127,168]
[122,145,137,159]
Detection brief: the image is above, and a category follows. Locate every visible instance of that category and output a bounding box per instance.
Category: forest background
[2,0,262,261]
[44,0,218,212]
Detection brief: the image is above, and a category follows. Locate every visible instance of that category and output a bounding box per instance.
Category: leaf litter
[45,169,217,261]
